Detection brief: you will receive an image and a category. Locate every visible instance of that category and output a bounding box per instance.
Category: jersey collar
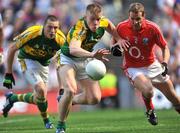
[83,17,90,31]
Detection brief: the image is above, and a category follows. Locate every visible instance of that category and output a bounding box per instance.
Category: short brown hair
[128,2,145,14]
[86,3,102,16]
[44,15,58,25]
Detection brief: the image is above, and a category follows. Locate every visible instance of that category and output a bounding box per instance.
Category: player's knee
[34,85,46,98]
[64,89,75,99]
[88,95,101,105]
[142,88,154,99]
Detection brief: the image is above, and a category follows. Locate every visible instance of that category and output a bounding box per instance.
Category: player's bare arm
[105,19,130,51]
[161,45,170,64]
[6,43,18,73]
[69,38,110,60]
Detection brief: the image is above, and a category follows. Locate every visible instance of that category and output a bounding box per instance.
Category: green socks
[57,121,66,130]
[9,93,50,123]
[10,93,34,104]
[36,97,49,122]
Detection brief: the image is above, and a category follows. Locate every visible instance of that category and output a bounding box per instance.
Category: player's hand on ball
[3,73,15,89]
[92,48,110,62]
[161,62,168,76]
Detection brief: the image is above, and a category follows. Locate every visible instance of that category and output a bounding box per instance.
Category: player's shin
[142,94,154,111]
[36,97,53,128]
[174,104,180,114]
[8,92,35,104]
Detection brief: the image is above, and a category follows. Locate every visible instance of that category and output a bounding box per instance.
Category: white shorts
[60,54,93,80]
[18,58,49,86]
[125,60,169,83]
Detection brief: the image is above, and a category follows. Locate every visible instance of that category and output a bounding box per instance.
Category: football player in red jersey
[112,2,180,126]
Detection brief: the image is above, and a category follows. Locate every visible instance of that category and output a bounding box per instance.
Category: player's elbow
[7,43,18,55]
[69,46,77,55]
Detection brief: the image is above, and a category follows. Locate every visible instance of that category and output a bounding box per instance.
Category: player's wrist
[161,62,167,67]
[90,52,95,58]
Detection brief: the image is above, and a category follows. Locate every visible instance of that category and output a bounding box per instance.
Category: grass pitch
[0,109,179,133]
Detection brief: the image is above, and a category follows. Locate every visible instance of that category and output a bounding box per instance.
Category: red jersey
[116,19,167,68]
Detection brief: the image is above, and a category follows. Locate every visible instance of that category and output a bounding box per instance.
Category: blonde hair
[86,3,102,16]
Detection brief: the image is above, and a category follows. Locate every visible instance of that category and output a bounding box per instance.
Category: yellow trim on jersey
[99,16,109,27]
[14,25,66,48]
[67,16,109,44]
[71,20,86,42]
[14,25,43,48]
[55,30,66,47]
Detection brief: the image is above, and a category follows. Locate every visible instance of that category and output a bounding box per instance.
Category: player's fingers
[125,40,131,46]
[102,56,109,62]
[102,51,111,55]
[122,42,129,51]
[98,49,110,55]
[98,48,108,53]
[120,40,130,51]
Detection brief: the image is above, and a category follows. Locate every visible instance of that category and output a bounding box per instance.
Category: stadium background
[0,0,179,114]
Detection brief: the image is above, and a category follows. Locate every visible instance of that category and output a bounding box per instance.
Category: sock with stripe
[36,97,50,123]
[9,93,35,104]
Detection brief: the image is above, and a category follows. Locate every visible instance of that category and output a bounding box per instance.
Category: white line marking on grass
[0,118,27,125]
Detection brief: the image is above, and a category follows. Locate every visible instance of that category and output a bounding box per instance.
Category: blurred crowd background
[0,0,180,109]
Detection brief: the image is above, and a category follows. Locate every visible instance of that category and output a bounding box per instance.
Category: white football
[86,59,106,80]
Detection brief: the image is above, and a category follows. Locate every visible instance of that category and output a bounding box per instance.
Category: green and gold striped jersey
[61,16,109,56]
[14,25,66,66]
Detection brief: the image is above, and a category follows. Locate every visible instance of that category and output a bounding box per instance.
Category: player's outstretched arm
[105,19,130,51]
[3,43,18,89]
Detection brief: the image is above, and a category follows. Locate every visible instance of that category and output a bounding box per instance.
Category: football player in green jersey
[55,3,130,133]
[2,15,66,129]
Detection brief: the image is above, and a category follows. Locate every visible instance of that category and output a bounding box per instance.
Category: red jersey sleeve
[152,23,167,48]
[116,23,122,37]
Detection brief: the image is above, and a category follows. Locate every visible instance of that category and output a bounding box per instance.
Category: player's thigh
[59,65,77,92]
[24,69,43,86]
[134,74,153,92]
[154,79,180,102]
[24,70,47,95]
[80,78,101,99]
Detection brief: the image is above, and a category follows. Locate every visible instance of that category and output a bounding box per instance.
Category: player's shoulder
[23,25,43,36]
[100,16,109,27]
[73,18,86,32]
[117,20,129,26]
[26,25,42,32]
[117,19,129,28]
[14,25,42,41]
[55,29,66,45]
[145,20,161,31]
[56,29,66,39]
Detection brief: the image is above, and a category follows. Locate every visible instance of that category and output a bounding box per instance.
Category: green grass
[0,109,180,133]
